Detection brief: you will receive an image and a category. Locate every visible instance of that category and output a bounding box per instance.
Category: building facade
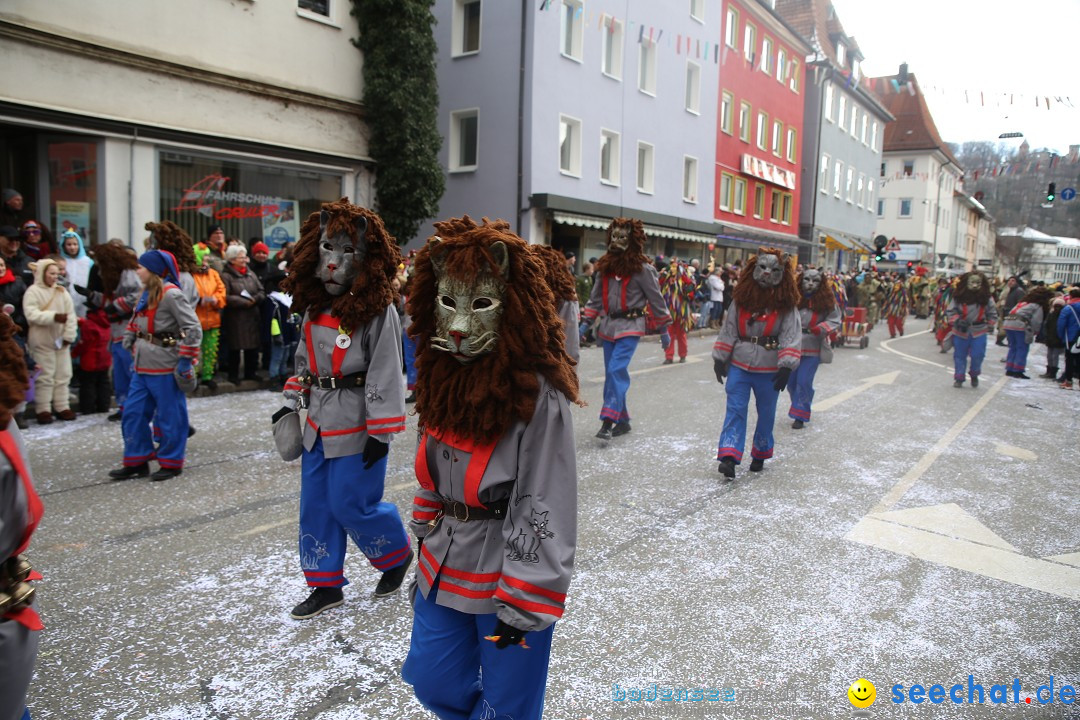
[1,0,373,250]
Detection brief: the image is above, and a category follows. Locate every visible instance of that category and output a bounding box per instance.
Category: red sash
[0,430,43,631]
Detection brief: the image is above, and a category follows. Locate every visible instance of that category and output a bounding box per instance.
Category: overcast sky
[828,0,1080,155]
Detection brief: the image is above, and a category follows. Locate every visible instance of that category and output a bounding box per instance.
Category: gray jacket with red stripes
[410,376,576,633]
[582,262,670,342]
[798,305,842,356]
[87,268,142,344]
[283,305,405,459]
[122,285,202,375]
[947,300,998,339]
[712,301,802,372]
[1002,301,1044,344]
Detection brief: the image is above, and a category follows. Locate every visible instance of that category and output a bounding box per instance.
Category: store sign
[740,154,796,191]
[172,173,290,221]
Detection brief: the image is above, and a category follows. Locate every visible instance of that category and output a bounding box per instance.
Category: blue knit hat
[138,249,180,285]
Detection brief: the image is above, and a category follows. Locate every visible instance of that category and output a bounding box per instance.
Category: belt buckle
[328,376,338,389]
[749,336,760,345]
[451,500,470,522]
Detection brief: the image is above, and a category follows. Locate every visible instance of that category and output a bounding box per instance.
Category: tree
[351,0,445,245]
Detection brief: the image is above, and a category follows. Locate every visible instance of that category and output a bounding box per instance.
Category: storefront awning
[641,224,715,245]
[823,235,853,251]
[551,211,715,244]
[551,211,609,231]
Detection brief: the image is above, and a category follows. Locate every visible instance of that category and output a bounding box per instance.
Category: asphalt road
[19,324,1080,719]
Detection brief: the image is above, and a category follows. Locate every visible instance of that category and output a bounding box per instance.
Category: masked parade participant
[273,198,412,620]
[946,271,997,388]
[659,259,697,365]
[580,218,669,440]
[712,248,801,479]
[108,250,201,482]
[882,275,910,338]
[1002,286,1055,379]
[145,221,200,308]
[531,244,581,363]
[400,217,578,720]
[787,268,841,429]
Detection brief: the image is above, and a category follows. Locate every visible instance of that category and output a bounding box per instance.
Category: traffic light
[907,261,914,271]
[1047,182,1057,204]
[875,251,885,262]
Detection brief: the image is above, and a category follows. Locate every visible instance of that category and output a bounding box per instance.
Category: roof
[869,71,962,169]
[997,226,1057,242]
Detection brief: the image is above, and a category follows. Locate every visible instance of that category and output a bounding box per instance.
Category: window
[558,114,581,176]
[690,0,704,21]
[857,173,865,207]
[452,0,481,56]
[298,0,330,16]
[880,161,886,178]
[781,193,792,224]
[761,37,773,74]
[449,109,479,171]
[871,121,879,151]
[601,17,624,78]
[824,82,834,122]
[560,0,583,61]
[845,166,854,202]
[743,22,756,61]
[720,90,733,133]
[850,106,858,137]
[776,48,786,83]
[788,60,800,92]
[833,160,843,196]
[733,177,747,215]
[860,114,868,145]
[683,156,699,203]
[838,95,847,130]
[867,181,875,212]
[638,39,657,95]
[903,160,914,177]
[771,120,782,156]
[739,101,751,143]
[753,184,764,218]
[637,141,654,193]
[687,63,703,114]
[756,111,768,150]
[786,128,797,163]
[719,172,733,211]
[899,198,913,217]
[725,6,739,48]
[877,198,884,217]
[819,154,829,193]
[836,42,846,68]
[770,189,782,222]
[599,129,620,185]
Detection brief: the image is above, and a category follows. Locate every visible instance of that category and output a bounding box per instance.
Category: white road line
[878,328,951,369]
[814,370,900,413]
[869,373,1008,515]
[995,443,1038,461]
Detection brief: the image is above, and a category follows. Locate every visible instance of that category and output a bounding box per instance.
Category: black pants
[227,349,260,381]
[1064,352,1079,382]
[78,369,113,413]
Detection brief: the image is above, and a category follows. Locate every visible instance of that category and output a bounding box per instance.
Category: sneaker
[1061,381,1075,390]
[109,463,150,480]
[953,379,964,388]
[970,376,979,388]
[662,358,673,365]
[749,458,765,472]
[791,419,805,429]
[150,467,182,482]
[107,411,123,422]
[290,587,345,620]
[374,550,414,597]
[596,421,613,441]
[611,422,632,437]
[718,458,736,479]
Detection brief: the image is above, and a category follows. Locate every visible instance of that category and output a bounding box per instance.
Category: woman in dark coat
[221,244,265,383]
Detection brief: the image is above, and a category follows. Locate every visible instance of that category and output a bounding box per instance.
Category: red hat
[252,242,270,255]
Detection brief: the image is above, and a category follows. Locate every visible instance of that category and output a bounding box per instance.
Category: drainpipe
[516,0,527,238]
[129,126,138,247]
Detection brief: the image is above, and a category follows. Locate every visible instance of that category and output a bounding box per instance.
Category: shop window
[47,140,99,246]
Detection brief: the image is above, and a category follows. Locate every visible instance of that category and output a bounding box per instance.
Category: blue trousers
[110,340,133,410]
[600,337,639,423]
[269,340,297,379]
[402,580,554,720]
[403,329,417,390]
[953,334,987,380]
[121,372,187,468]
[786,354,820,422]
[717,365,779,463]
[299,435,410,587]
[1005,329,1029,373]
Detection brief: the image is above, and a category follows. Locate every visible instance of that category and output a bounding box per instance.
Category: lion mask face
[754,253,784,288]
[966,274,984,292]
[431,239,508,365]
[801,269,823,296]
[608,223,630,253]
[317,210,368,296]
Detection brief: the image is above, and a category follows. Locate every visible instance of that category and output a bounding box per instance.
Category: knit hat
[2,189,20,204]
[138,249,180,284]
[0,225,18,239]
[207,224,224,238]
[251,242,270,255]
[193,244,211,267]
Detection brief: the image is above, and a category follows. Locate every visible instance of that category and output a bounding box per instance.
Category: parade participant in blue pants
[581,218,669,440]
[713,248,801,479]
[1002,286,1054,379]
[274,199,412,620]
[108,250,201,482]
[946,271,997,388]
[787,268,841,428]
[401,217,578,720]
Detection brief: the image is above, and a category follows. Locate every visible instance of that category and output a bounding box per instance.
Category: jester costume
[882,280,910,338]
[659,260,696,363]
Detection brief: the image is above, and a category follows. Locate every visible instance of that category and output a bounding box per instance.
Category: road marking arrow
[813,370,900,413]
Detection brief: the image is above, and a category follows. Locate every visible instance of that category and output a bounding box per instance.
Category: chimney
[898,62,909,83]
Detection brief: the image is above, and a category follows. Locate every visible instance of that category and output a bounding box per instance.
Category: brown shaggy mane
[93,242,139,295]
[282,198,401,331]
[732,247,800,314]
[594,217,651,278]
[531,245,579,303]
[798,270,837,313]
[953,272,992,305]
[0,313,28,427]
[146,220,197,273]
[406,216,579,444]
[1020,286,1055,313]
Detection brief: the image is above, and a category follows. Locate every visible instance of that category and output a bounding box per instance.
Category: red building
[715,0,811,257]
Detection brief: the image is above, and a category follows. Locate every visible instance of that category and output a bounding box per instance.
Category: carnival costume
[659,260,696,364]
[787,269,841,428]
[401,217,578,720]
[946,271,997,388]
[882,279,910,338]
[532,244,581,363]
[712,248,801,478]
[1002,287,1054,378]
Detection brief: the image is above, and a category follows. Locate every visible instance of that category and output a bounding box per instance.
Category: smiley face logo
[848,678,876,709]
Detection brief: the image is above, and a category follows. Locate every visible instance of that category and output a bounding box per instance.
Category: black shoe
[187,425,197,438]
[405,392,416,404]
[791,419,805,429]
[109,463,150,480]
[15,414,28,430]
[150,467,182,482]
[596,421,613,441]
[995,339,1006,346]
[374,549,414,597]
[611,422,632,437]
[953,379,964,388]
[718,458,736,479]
[662,358,673,365]
[204,379,217,392]
[679,357,686,363]
[749,458,765,472]
[970,376,979,388]
[107,410,123,422]
[1016,373,1030,379]
[290,587,345,620]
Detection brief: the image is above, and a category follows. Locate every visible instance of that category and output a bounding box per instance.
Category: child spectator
[192,244,226,391]
[59,229,93,318]
[71,305,112,414]
[22,258,77,423]
[265,269,299,390]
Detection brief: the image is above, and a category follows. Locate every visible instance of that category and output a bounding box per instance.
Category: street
[21,326,1080,720]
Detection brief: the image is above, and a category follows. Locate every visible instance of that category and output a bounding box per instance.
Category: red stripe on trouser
[370,544,411,570]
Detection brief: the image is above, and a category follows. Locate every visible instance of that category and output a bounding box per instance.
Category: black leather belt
[610,307,645,320]
[136,330,185,347]
[441,497,509,522]
[310,372,366,389]
[742,335,780,350]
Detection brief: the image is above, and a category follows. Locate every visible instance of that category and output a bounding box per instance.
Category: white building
[0,0,373,249]
[996,226,1059,282]
[1051,236,1080,285]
